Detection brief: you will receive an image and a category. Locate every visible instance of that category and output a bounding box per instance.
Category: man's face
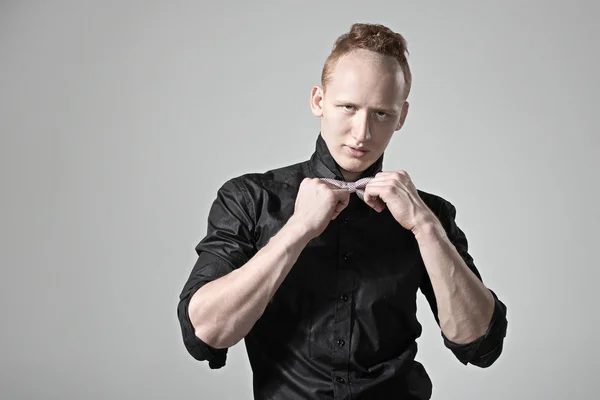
[310,49,409,181]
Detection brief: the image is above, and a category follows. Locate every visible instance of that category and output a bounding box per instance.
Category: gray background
[1,1,598,399]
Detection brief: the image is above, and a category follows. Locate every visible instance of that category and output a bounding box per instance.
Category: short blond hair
[321,23,412,99]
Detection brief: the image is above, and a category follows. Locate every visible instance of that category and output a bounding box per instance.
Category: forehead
[327,49,406,105]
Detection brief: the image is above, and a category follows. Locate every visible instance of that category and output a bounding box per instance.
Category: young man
[177,23,508,399]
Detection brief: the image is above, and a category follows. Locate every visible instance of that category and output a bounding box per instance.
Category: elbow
[189,302,238,350]
[188,301,229,349]
[194,323,243,350]
[187,287,217,347]
[193,323,228,350]
[187,283,250,350]
[178,286,230,369]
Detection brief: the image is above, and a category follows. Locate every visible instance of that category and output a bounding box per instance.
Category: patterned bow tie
[319,177,373,201]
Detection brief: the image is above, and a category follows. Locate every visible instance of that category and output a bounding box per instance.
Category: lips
[345,145,367,158]
[348,146,366,152]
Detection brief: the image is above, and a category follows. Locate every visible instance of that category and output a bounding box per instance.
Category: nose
[352,112,371,143]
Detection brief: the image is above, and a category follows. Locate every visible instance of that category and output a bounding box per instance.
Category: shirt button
[336,377,345,383]
[337,339,345,347]
[341,294,349,302]
[342,252,352,260]
[342,217,349,226]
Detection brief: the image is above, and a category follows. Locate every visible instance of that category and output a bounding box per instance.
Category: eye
[342,105,355,111]
[375,111,388,118]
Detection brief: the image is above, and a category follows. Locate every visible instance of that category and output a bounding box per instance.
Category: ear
[395,101,410,131]
[310,85,324,118]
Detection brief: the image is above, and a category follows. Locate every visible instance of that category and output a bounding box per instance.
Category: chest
[256,193,425,309]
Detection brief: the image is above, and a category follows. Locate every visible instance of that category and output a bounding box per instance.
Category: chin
[337,157,369,173]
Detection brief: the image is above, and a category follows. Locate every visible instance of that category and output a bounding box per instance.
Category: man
[177,22,508,399]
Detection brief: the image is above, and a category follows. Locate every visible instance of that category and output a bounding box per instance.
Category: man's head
[310,23,412,181]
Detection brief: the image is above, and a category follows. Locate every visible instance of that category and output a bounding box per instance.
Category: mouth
[345,145,368,158]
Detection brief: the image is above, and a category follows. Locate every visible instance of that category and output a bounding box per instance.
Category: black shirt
[177,133,508,399]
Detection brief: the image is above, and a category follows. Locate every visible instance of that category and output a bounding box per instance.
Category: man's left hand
[364,171,435,232]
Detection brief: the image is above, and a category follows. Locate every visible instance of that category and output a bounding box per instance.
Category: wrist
[285,216,315,243]
[411,211,446,241]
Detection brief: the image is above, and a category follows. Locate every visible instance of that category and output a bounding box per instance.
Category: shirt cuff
[441,289,508,367]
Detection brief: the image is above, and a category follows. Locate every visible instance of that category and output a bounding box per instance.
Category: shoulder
[224,159,310,196]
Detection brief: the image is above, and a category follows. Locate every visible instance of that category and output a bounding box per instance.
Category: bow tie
[319,177,373,201]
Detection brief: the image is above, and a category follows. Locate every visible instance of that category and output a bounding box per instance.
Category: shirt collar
[309,132,384,181]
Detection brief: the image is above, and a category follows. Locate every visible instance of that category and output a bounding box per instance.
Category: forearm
[189,216,312,349]
[414,217,495,344]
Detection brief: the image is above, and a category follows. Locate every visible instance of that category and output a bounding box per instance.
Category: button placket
[332,370,350,399]
[330,214,356,383]
[331,277,352,369]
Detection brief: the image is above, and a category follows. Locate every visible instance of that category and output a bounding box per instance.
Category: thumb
[332,191,350,219]
[364,194,386,213]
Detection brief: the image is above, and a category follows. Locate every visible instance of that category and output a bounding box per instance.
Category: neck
[342,171,361,182]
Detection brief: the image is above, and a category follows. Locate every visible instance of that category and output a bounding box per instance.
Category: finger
[365,200,384,213]
[366,180,406,197]
[320,180,345,190]
[365,174,389,185]
[335,191,350,211]
[331,191,350,220]
[363,188,386,213]
[367,178,402,187]
[363,189,376,209]
[367,198,386,213]
[397,170,410,179]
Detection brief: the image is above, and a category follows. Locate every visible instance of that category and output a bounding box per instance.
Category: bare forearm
[414,217,495,344]
[189,217,312,349]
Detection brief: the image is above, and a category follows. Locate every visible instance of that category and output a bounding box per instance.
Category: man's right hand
[291,178,351,239]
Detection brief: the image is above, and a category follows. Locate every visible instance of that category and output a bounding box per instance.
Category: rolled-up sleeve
[420,198,508,368]
[177,177,257,369]
[441,289,508,367]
